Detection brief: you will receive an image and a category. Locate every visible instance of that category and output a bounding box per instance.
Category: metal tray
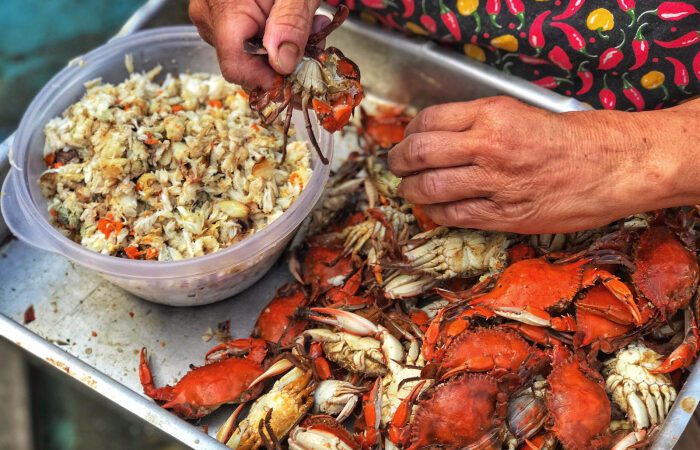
[0,1,696,449]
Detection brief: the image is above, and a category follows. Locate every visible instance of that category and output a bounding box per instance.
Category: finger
[423,199,507,231]
[397,166,494,205]
[263,0,321,74]
[404,102,484,136]
[209,0,276,89]
[388,130,489,177]
[189,0,214,44]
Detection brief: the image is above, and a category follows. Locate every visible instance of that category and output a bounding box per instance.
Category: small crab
[138,338,268,419]
[603,343,677,431]
[247,5,363,164]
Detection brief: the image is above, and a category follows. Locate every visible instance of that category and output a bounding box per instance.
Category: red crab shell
[546,355,611,450]
[407,374,507,450]
[254,283,308,346]
[632,226,699,318]
[302,246,357,294]
[575,285,636,351]
[470,258,603,312]
[425,328,545,380]
[138,342,266,419]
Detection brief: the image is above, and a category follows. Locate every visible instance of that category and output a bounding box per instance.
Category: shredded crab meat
[39,70,313,260]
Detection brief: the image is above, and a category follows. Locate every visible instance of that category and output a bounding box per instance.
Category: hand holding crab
[189,0,324,89]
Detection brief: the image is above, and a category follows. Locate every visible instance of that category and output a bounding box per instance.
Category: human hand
[388,96,700,234]
[189,0,323,89]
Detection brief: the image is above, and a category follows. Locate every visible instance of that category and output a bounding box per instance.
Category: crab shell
[575,285,636,351]
[407,374,508,450]
[288,415,360,450]
[425,328,546,380]
[139,346,265,420]
[226,367,315,450]
[302,246,357,294]
[546,357,611,450]
[632,226,699,318]
[254,283,308,347]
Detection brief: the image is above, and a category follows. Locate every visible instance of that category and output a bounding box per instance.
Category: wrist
[636,102,700,210]
[564,107,699,220]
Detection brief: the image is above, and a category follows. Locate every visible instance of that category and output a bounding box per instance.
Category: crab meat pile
[39,66,312,260]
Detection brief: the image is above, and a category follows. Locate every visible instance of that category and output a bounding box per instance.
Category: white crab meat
[603,343,677,430]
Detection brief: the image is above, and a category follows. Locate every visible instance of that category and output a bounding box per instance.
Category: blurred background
[1,1,186,448]
[1,1,699,449]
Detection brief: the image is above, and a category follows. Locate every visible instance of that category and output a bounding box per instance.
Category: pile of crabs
[137,6,698,450]
[139,104,700,450]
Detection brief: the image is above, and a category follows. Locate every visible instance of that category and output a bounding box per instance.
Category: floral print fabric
[328,0,700,111]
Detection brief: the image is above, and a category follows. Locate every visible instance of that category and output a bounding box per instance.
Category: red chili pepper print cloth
[328,0,700,111]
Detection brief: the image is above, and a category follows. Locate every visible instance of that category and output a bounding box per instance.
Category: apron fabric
[328,0,700,111]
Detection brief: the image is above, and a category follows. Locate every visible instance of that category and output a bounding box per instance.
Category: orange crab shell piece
[407,374,507,450]
[633,226,699,318]
[431,328,539,379]
[546,358,611,450]
[253,283,308,347]
[575,285,635,349]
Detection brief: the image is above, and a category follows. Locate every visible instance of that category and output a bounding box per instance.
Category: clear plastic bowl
[1,27,333,306]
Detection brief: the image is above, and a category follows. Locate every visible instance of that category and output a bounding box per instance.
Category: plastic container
[1,27,333,306]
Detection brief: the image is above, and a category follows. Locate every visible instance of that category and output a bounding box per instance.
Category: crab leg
[308,5,350,46]
[248,358,296,390]
[301,94,329,164]
[281,93,294,163]
[388,380,427,445]
[651,310,699,374]
[358,377,382,450]
[138,348,174,402]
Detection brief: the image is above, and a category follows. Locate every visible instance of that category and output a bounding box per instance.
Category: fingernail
[276,42,300,74]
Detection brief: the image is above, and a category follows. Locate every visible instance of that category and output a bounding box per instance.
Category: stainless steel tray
[0,1,696,449]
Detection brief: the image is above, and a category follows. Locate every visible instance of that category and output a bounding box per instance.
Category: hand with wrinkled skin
[388,96,700,234]
[189,0,323,89]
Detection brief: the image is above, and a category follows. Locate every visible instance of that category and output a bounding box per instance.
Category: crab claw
[651,339,698,374]
[217,403,246,443]
[247,357,296,390]
[308,307,380,336]
[205,337,267,362]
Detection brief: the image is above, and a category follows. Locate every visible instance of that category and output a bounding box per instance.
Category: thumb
[263,0,321,74]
